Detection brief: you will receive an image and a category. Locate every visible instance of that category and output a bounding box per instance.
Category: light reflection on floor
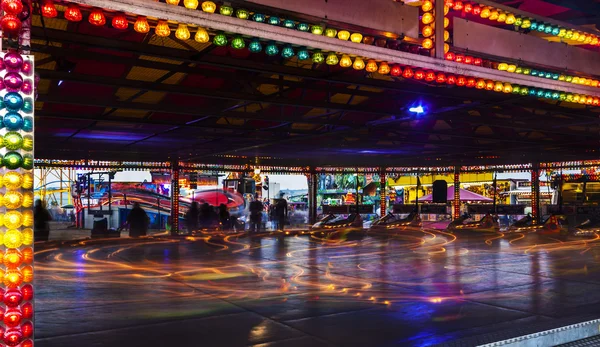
[35,228,600,347]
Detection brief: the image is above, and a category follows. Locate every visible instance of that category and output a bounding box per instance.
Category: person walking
[185,202,200,233]
[275,193,288,231]
[34,200,52,242]
[249,194,263,234]
[127,202,149,237]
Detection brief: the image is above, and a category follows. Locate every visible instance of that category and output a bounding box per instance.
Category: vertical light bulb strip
[420,0,435,54]
[379,170,386,216]
[453,167,460,220]
[0,50,34,346]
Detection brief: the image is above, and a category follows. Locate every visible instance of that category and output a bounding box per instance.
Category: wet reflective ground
[35,229,600,346]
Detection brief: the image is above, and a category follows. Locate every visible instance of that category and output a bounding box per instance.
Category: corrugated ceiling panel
[126,66,169,82]
[133,91,167,104]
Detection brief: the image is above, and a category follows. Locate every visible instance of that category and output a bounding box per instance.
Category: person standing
[127,202,149,237]
[218,204,230,231]
[249,194,263,234]
[275,193,288,231]
[185,202,200,233]
[34,200,52,242]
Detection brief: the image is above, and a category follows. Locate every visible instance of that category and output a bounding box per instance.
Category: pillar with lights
[379,169,386,216]
[531,163,540,224]
[453,166,460,220]
[307,171,317,224]
[170,161,180,235]
[0,0,35,344]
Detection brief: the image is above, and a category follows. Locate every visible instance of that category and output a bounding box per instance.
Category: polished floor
[35,228,600,346]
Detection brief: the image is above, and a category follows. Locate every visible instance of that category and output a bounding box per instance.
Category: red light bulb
[473,6,482,15]
[464,56,474,64]
[436,73,446,83]
[3,328,22,346]
[425,71,436,82]
[444,0,454,7]
[1,15,21,35]
[41,0,57,18]
[445,52,455,61]
[466,78,476,88]
[1,0,23,15]
[473,58,482,66]
[414,70,425,80]
[20,284,33,301]
[112,14,128,30]
[21,339,32,347]
[402,67,414,79]
[89,9,106,26]
[464,3,473,13]
[446,75,457,85]
[456,76,467,86]
[21,61,32,75]
[3,289,22,307]
[485,80,495,90]
[390,65,402,76]
[455,54,464,63]
[21,322,33,338]
[21,303,32,320]
[64,4,82,22]
[3,308,21,328]
[453,1,464,11]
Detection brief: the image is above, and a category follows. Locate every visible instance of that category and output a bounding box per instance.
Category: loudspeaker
[432,180,448,203]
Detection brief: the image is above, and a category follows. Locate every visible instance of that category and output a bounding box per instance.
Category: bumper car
[571,217,600,237]
[369,212,422,231]
[310,213,363,231]
[505,214,566,235]
[447,213,499,233]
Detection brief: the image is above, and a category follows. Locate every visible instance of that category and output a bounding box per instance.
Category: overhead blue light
[409,105,424,114]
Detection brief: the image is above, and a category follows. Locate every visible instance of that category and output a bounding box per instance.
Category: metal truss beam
[64,0,600,97]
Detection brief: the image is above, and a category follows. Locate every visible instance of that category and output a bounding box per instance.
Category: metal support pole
[170,161,180,235]
[453,166,461,220]
[531,163,540,224]
[380,168,387,216]
[434,0,445,59]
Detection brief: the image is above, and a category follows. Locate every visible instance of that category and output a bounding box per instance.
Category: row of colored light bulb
[0,50,34,347]
[46,0,408,51]
[0,0,29,36]
[445,52,600,89]
[445,0,600,46]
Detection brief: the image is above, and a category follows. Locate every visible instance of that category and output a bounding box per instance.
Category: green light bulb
[253,13,265,22]
[324,28,337,38]
[312,51,325,63]
[235,9,249,19]
[512,85,520,94]
[22,135,33,151]
[265,43,279,56]
[248,40,262,53]
[520,87,529,96]
[3,152,22,170]
[325,52,339,65]
[297,23,310,32]
[311,25,324,35]
[213,34,228,46]
[297,50,310,60]
[4,132,22,150]
[559,93,567,101]
[268,16,280,25]
[281,45,295,58]
[231,36,245,49]
[219,5,233,16]
[283,19,295,28]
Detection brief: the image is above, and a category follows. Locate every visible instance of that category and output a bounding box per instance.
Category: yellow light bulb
[350,33,363,43]
[497,12,507,22]
[201,1,216,13]
[444,30,449,41]
[498,63,508,71]
[23,173,33,189]
[422,38,433,49]
[378,62,390,75]
[166,0,180,5]
[481,7,491,19]
[338,30,350,40]
[422,25,433,38]
[155,21,171,37]
[494,82,504,92]
[3,211,22,229]
[22,228,33,246]
[3,172,23,190]
[22,192,33,208]
[505,14,516,25]
[195,27,210,43]
[444,43,449,53]
[507,64,517,73]
[175,24,190,40]
[489,10,499,21]
[353,57,365,70]
[572,31,580,41]
[365,60,378,72]
[503,83,512,93]
[23,210,33,227]
[444,17,450,28]
[3,191,22,209]
[422,12,434,25]
[4,229,23,249]
[422,1,433,12]
[339,55,352,68]
[183,0,198,9]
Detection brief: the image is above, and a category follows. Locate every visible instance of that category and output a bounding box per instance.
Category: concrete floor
[34,228,600,346]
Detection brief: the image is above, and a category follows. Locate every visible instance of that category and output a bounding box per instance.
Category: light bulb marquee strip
[58,0,600,97]
[446,0,600,47]
[445,52,600,90]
